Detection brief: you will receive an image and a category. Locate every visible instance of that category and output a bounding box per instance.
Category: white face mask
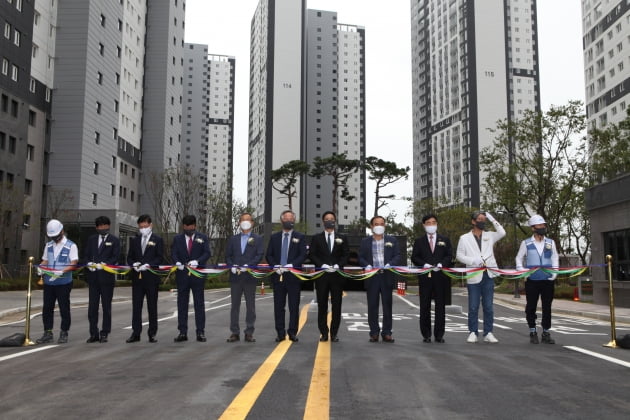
[424,225,437,234]
[139,227,152,237]
[372,225,385,235]
[240,221,252,231]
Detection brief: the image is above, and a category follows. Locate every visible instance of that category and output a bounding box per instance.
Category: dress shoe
[174,334,188,342]
[435,338,445,343]
[275,335,286,342]
[422,337,432,343]
[288,335,299,342]
[382,335,395,343]
[331,335,339,342]
[58,330,68,344]
[86,336,100,343]
[319,335,328,342]
[126,335,140,343]
[148,336,158,343]
[227,334,240,343]
[244,334,256,343]
[197,334,207,342]
[369,334,379,342]
[99,334,108,343]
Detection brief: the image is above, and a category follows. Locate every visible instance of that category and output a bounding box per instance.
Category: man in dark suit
[411,214,453,343]
[358,215,402,343]
[84,216,121,343]
[225,212,264,343]
[126,214,164,343]
[171,215,212,342]
[308,211,349,342]
[265,210,307,342]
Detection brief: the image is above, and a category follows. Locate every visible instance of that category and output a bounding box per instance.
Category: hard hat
[46,219,63,237]
[528,215,546,226]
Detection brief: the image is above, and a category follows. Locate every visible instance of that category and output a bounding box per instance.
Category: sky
[183,0,585,225]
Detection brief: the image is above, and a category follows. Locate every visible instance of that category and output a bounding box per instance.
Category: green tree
[270,160,310,211]
[310,152,361,216]
[479,101,590,262]
[590,107,630,182]
[364,156,410,217]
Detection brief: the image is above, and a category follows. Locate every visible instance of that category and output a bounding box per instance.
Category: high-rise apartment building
[248,0,305,234]
[303,10,365,232]
[248,1,366,234]
[182,44,234,207]
[410,0,541,207]
[581,1,630,129]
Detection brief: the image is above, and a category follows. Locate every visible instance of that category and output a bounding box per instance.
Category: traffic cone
[573,286,580,301]
[260,281,265,296]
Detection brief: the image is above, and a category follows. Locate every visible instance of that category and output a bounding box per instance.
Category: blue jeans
[467,272,494,335]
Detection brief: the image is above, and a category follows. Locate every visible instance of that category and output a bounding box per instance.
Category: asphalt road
[0,287,629,420]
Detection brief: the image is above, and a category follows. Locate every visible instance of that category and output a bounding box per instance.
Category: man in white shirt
[456,211,505,343]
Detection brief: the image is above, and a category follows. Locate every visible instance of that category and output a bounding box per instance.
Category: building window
[13,29,21,46]
[4,23,10,40]
[45,88,51,102]
[26,144,34,160]
[92,193,98,206]
[28,110,36,126]
[604,229,630,280]
[9,136,17,153]
[96,101,101,114]
[1,58,8,75]
[98,43,104,56]
[100,14,106,27]
[10,100,18,117]
[24,179,32,195]
[93,162,99,175]
[97,71,103,84]
[10,64,18,81]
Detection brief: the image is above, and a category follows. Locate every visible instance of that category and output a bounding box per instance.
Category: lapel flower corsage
[247,237,255,245]
[545,243,552,250]
[195,238,204,244]
[147,241,156,247]
[335,238,343,244]
[385,242,393,248]
[437,241,445,247]
[105,242,112,247]
[292,237,300,244]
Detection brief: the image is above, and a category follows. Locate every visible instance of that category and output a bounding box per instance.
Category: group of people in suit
[35,209,559,347]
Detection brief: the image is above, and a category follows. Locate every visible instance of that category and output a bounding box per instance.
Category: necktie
[429,234,434,252]
[327,233,332,253]
[98,235,106,253]
[280,232,289,266]
[187,236,192,255]
[141,235,148,254]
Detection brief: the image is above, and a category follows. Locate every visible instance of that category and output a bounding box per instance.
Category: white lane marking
[396,294,419,309]
[0,345,59,362]
[564,346,630,368]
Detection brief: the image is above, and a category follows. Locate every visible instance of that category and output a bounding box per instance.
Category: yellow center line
[303,311,332,420]
[218,303,311,420]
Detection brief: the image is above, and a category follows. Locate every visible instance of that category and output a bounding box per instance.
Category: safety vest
[44,239,75,285]
[525,237,553,280]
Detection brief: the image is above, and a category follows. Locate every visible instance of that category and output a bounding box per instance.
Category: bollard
[260,281,265,296]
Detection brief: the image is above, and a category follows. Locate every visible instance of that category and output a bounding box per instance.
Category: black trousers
[525,279,555,330]
[315,273,345,337]
[419,273,447,339]
[272,273,301,337]
[42,283,72,332]
[88,277,115,336]
[176,275,206,334]
[131,276,159,337]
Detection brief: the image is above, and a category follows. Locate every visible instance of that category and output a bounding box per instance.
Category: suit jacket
[84,233,121,282]
[308,231,349,268]
[265,230,307,268]
[410,234,453,269]
[127,233,164,281]
[456,222,505,284]
[171,231,212,280]
[358,235,402,289]
[225,232,264,280]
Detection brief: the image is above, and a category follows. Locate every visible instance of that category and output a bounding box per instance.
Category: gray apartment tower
[248,0,366,234]
[410,0,541,207]
[182,44,235,216]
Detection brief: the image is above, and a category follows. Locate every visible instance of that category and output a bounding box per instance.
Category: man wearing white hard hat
[36,219,79,344]
[515,215,559,344]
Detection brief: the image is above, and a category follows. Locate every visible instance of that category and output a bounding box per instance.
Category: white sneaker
[466,332,478,343]
[483,332,498,343]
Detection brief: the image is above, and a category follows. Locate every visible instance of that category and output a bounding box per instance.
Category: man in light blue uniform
[515,215,559,344]
[36,219,79,344]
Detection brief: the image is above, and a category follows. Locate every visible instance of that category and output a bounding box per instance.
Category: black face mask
[282,221,294,230]
[96,228,109,236]
[323,220,335,230]
[534,227,547,236]
[50,234,63,243]
[475,221,486,231]
[184,229,195,237]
